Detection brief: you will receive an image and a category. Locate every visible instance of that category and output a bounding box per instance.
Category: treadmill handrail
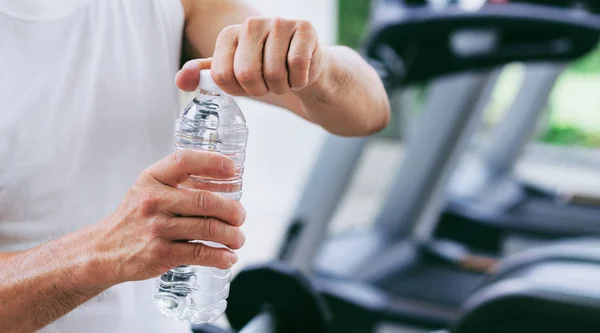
[364,3,600,85]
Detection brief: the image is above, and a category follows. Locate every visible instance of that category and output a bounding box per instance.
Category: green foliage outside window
[338,0,371,50]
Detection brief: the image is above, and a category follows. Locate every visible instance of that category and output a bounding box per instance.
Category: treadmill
[436,0,600,257]
[440,57,600,248]
[277,1,600,332]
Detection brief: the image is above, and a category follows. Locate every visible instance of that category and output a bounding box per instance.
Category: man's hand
[94,149,246,284]
[180,1,391,136]
[0,150,247,332]
[176,17,325,97]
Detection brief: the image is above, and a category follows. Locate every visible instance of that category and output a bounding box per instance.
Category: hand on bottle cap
[198,69,225,93]
[175,58,213,92]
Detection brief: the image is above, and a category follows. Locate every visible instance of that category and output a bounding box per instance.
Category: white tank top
[0,0,192,332]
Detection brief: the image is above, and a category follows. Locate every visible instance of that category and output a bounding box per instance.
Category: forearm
[0,150,247,332]
[0,252,16,260]
[294,45,391,136]
[0,225,113,332]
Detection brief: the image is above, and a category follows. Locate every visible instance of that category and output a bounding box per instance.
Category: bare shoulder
[180,0,193,19]
[178,0,261,58]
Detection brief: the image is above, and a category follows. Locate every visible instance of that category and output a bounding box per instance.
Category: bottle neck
[197,88,233,101]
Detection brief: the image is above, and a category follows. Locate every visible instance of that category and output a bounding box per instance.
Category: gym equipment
[307,70,492,332]
[446,238,600,333]
[192,262,331,333]
[441,61,600,242]
[277,1,600,332]
[194,2,600,333]
[225,262,330,333]
[365,0,600,87]
[194,239,600,333]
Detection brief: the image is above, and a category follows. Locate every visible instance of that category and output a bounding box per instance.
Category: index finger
[144,150,236,187]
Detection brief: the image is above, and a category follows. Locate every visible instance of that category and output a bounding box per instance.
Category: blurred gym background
[182,0,600,332]
[187,0,600,273]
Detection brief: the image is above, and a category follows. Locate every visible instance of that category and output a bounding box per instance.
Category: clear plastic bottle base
[154,293,228,324]
[154,265,232,324]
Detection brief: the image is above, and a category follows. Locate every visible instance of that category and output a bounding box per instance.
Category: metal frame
[283,24,504,277]
[281,70,497,282]
[482,63,565,174]
[278,136,369,274]
[374,70,501,240]
[355,71,495,280]
[446,63,565,207]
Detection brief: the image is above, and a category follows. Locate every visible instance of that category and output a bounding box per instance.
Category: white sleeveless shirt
[0,0,192,332]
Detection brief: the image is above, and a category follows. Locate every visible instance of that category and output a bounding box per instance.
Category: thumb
[175,58,212,92]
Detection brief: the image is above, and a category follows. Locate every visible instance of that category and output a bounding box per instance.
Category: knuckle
[235,67,262,84]
[215,251,229,267]
[194,190,215,210]
[193,244,215,263]
[138,191,159,216]
[124,186,139,202]
[219,25,240,40]
[171,149,189,170]
[263,68,287,82]
[288,54,310,69]
[243,17,263,30]
[205,218,224,239]
[148,215,168,237]
[138,168,153,183]
[271,17,289,30]
[296,19,314,31]
[147,239,167,259]
[212,69,236,87]
[206,152,221,169]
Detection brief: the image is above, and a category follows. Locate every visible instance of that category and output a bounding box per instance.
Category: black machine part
[225,262,331,333]
[193,325,234,333]
[451,238,600,333]
[483,238,600,283]
[441,187,600,241]
[364,2,600,87]
[510,0,600,13]
[399,0,600,12]
[312,231,488,332]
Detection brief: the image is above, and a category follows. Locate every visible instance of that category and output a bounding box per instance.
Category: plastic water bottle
[154,69,248,323]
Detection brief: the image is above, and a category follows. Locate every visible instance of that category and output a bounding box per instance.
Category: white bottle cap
[199,69,225,93]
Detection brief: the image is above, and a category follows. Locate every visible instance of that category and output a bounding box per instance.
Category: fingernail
[221,159,235,174]
[228,252,239,265]
[291,86,304,91]
[184,60,199,70]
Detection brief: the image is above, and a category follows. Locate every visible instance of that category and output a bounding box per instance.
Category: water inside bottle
[154,87,248,323]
